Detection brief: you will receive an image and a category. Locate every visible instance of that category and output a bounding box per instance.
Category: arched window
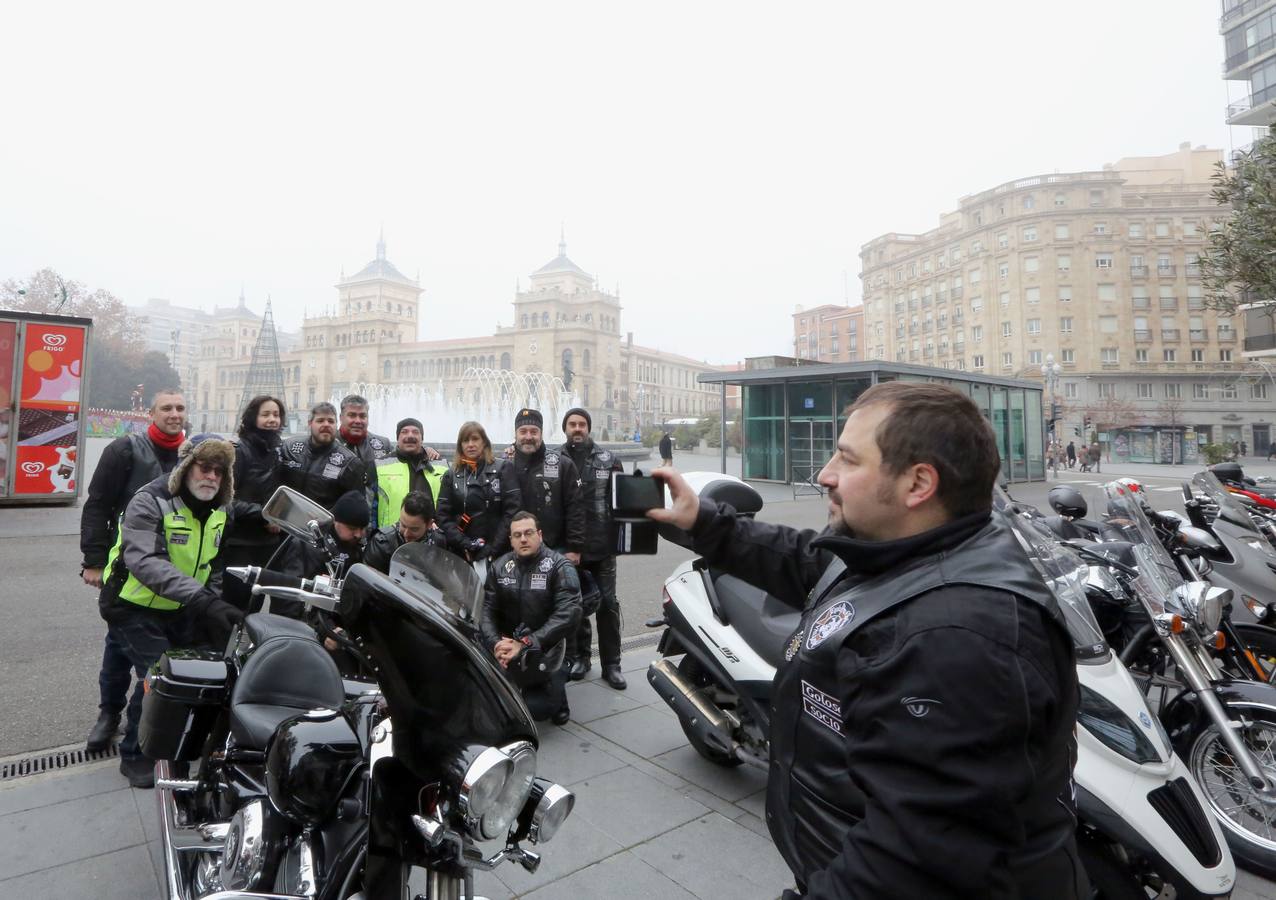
[522,314,529,328]
[561,348,573,378]
[444,359,451,377]
[500,352,511,370]
[542,312,550,327]
[383,359,391,379]
[583,349,591,371]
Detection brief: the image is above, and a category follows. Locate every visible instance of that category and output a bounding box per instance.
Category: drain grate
[620,631,661,653]
[0,741,120,783]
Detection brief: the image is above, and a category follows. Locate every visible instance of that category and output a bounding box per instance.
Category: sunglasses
[194,461,226,477]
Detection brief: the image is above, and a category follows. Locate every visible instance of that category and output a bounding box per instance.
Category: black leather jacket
[363,523,446,574]
[480,545,582,685]
[510,445,585,553]
[561,439,623,561]
[279,436,368,510]
[435,459,521,558]
[227,429,283,550]
[690,504,1082,899]
[80,432,179,569]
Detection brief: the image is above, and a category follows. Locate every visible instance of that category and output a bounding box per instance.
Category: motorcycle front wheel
[1188,703,1276,876]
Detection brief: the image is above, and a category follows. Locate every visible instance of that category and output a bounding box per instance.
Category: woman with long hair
[435,421,522,560]
[223,395,288,576]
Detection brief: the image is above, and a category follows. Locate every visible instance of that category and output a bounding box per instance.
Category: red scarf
[148,422,185,451]
[459,457,478,472]
[339,426,365,446]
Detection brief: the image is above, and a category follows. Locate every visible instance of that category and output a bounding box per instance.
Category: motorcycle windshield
[1192,470,1262,533]
[389,542,484,622]
[338,561,535,780]
[994,487,1109,661]
[1102,482,1184,618]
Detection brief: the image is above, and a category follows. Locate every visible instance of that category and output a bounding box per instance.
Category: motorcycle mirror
[263,486,334,545]
[1182,483,1193,503]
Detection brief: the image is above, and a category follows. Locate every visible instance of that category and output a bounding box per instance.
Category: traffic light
[1083,416,1092,432]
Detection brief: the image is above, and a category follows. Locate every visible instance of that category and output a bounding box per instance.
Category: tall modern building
[857,145,1273,461]
[1222,1,1276,131]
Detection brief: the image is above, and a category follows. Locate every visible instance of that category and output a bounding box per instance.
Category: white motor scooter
[646,473,1235,898]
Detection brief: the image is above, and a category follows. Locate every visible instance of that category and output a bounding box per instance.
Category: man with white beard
[99,434,244,789]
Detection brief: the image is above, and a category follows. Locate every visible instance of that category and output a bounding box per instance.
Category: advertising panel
[0,320,16,496]
[14,322,87,495]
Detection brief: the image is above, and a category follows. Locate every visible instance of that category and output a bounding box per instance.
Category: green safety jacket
[375,455,445,528]
[105,480,228,611]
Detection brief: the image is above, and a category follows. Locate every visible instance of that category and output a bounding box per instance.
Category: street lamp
[1041,353,1062,471]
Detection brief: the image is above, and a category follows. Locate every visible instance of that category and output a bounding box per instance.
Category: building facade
[792,303,865,363]
[1222,0,1276,130]
[193,236,728,437]
[858,145,1274,461]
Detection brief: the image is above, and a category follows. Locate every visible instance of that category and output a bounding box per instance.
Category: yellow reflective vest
[106,495,226,610]
[375,456,445,528]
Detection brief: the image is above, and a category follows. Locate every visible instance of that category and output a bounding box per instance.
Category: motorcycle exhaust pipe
[648,658,740,760]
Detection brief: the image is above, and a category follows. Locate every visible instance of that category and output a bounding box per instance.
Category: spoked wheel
[675,656,742,768]
[1188,705,1276,876]
[1224,623,1276,683]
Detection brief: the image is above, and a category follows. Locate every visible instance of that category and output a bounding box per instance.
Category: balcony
[952,313,964,324]
[922,322,932,333]
[1134,329,1152,341]
[1222,0,1275,28]
[1130,265,1149,277]
[951,286,964,299]
[954,341,965,351]
[1220,328,1238,342]
[938,345,949,356]
[935,291,948,304]
[1185,264,1202,277]
[1162,329,1181,341]
[1156,265,1177,276]
[1224,32,1276,77]
[1132,298,1151,310]
[1226,82,1276,125]
[1160,298,1179,310]
[1190,329,1208,341]
[1246,333,1276,352]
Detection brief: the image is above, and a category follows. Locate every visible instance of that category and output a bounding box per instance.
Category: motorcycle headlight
[456,746,513,820]
[477,741,537,841]
[1172,582,1227,634]
[521,778,575,844]
[1077,685,1161,764]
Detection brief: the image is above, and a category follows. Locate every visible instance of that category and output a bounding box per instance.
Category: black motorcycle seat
[244,612,318,646]
[229,625,346,748]
[710,571,800,670]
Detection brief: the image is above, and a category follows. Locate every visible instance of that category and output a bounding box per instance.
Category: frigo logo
[41,333,68,351]
[20,462,44,475]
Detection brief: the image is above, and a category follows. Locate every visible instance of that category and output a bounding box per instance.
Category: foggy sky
[0,1,1244,365]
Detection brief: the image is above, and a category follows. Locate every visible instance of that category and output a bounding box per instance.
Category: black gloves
[187,590,245,644]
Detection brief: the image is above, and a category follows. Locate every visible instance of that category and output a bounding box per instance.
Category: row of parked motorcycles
[644,466,1276,899]
[140,486,573,900]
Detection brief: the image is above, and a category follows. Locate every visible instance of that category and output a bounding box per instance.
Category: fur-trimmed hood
[167,433,236,506]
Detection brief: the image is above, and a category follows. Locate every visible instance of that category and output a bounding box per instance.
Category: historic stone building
[193,235,728,437]
[857,145,1276,461]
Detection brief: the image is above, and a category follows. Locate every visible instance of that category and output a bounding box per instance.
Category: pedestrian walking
[79,388,187,753]
[1090,442,1102,474]
[1066,441,1076,469]
[658,430,674,467]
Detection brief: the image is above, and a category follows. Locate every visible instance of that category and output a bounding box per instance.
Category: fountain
[332,368,580,445]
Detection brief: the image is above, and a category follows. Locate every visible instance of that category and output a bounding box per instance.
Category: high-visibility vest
[375,458,445,528]
[106,495,226,610]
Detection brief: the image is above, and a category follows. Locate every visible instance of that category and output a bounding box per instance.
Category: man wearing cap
[270,489,370,588]
[510,408,585,562]
[99,434,245,788]
[365,490,447,574]
[375,417,446,529]
[560,407,626,687]
[280,402,369,510]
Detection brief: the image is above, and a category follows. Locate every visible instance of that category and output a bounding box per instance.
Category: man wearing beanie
[510,408,585,561]
[99,433,244,788]
[374,416,446,529]
[79,388,187,754]
[560,407,626,686]
[270,489,370,589]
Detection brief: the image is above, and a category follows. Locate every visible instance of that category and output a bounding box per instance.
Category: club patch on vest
[170,533,189,545]
[544,464,558,478]
[801,680,844,734]
[504,559,516,574]
[785,629,804,662]
[539,557,554,572]
[805,600,855,650]
[530,573,548,590]
[329,453,345,465]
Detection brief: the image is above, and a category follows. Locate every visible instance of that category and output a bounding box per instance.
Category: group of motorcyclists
[79,389,629,788]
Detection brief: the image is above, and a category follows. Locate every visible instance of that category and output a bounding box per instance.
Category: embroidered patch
[530,573,548,590]
[801,680,844,734]
[329,453,346,465]
[498,576,517,587]
[595,469,610,479]
[785,630,804,662]
[504,559,516,574]
[901,697,942,718]
[544,465,559,479]
[539,557,554,572]
[805,600,855,650]
[290,440,305,453]
[170,533,189,545]
[322,464,341,479]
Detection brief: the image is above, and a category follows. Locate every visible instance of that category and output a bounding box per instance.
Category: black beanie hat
[562,407,592,431]
[515,408,543,430]
[331,490,370,527]
[396,417,424,437]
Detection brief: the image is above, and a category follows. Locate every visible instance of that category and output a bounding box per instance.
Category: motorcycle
[143,486,575,900]
[1069,481,1276,876]
[645,473,1235,897]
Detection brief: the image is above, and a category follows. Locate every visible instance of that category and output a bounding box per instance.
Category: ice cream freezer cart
[0,310,93,505]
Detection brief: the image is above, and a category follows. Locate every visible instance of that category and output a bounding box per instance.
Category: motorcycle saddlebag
[139,649,229,761]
